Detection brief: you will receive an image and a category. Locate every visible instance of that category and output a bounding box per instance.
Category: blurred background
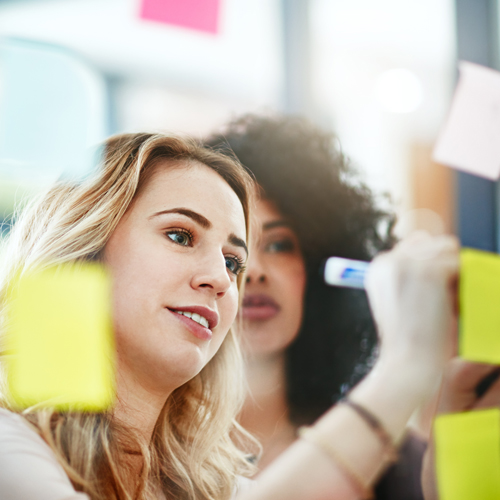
[0,0,498,251]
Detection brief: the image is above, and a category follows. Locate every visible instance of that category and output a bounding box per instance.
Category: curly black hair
[206,114,396,426]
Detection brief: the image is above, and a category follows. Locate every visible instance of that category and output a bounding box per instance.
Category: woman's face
[104,161,247,395]
[241,198,306,357]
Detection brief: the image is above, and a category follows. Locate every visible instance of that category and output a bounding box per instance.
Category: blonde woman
[0,132,458,500]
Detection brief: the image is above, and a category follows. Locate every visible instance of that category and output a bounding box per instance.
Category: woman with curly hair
[0,130,458,500]
[206,115,427,498]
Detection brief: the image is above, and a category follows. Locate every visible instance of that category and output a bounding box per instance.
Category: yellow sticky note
[4,263,115,411]
[460,248,500,363]
[435,409,500,500]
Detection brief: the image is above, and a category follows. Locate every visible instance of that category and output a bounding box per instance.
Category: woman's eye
[225,256,245,276]
[265,238,295,253]
[166,230,192,246]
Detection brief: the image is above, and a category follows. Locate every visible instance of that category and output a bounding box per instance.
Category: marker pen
[323,257,370,289]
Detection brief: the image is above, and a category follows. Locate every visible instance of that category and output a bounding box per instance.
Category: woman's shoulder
[0,407,45,446]
[0,408,89,500]
[0,407,52,453]
[231,475,254,499]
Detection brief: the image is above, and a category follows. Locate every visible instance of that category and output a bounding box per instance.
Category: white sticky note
[433,61,500,180]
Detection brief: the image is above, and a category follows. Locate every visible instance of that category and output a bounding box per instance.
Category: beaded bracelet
[340,398,398,463]
[298,426,373,500]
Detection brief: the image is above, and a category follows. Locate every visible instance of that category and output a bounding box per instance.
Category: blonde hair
[0,133,257,499]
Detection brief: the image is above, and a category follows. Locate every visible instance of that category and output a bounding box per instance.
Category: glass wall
[310,0,456,234]
[0,0,457,239]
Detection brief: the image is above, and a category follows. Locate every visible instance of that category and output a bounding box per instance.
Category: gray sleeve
[0,409,89,500]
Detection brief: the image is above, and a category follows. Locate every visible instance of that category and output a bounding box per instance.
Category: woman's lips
[167,308,213,341]
[241,294,280,321]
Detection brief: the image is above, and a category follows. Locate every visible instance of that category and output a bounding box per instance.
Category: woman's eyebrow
[228,234,248,257]
[263,220,291,231]
[149,208,212,229]
[150,208,247,255]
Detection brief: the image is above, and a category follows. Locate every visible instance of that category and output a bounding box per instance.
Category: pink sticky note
[140,0,220,34]
[433,62,500,180]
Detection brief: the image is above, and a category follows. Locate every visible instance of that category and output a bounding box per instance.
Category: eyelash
[166,229,246,276]
[165,228,194,247]
[226,255,247,277]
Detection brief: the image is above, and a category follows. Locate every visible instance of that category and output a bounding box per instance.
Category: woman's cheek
[223,286,240,327]
[278,256,306,290]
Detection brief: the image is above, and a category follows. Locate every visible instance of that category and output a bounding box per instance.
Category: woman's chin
[242,341,289,360]
[118,345,209,396]
[161,352,209,388]
[242,327,297,358]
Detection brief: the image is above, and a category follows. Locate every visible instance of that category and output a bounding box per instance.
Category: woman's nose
[245,256,267,284]
[191,255,231,298]
[246,273,266,284]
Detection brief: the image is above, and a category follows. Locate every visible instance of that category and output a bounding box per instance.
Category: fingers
[371,233,459,276]
[397,231,459,251]
[438,358,500,413]
[366,233,460,310]
[368,234,460,310]
[365,234,460,397]
[475,371,500,409]
[396,231,460,269]
[445,358,498,393]
[369,235,500,416]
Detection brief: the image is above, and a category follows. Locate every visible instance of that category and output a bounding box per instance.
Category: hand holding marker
[325,249,500,399]
[322,64,500,500]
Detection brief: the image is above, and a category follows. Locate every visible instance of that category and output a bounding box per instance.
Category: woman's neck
[240,353,297,471]
[112,372,169,489]
[113,369,170,445]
